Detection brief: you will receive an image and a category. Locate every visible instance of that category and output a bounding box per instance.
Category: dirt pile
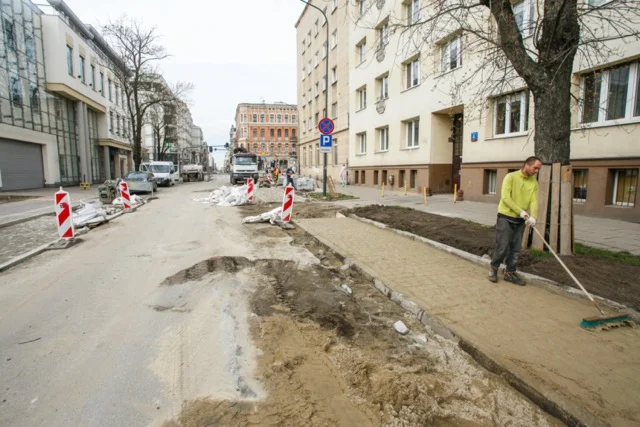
[162,226,560,427]
[350,205,640,311]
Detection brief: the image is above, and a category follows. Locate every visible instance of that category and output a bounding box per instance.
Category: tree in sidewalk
[379,0,640,252]
[102,17,193,169]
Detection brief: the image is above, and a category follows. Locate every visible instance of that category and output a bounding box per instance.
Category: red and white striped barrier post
[119,181,132,209]
[247,177,255,202]
[55,187,74,240]
[281,184,294,223]
[267,174,274,185]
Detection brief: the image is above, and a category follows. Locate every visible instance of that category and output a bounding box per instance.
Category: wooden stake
[423,187,427,205]
[549,163,561,252]
[560,165,573,255]
[533,166,552,250]
[381,182,385,198]
[405,182,408,196]
[453,184,457,203]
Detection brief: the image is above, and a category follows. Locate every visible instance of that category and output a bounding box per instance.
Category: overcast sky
[63,0,305,166]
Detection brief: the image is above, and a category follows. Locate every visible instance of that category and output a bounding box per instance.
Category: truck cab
[230,153,259,185]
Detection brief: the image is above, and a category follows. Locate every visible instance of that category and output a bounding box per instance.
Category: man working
[285,166,296,189]
[488,156,542,286]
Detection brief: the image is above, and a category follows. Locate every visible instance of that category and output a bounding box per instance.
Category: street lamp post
[299,0,329,195]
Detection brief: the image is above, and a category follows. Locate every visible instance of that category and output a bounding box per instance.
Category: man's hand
[519,211,529,220]
[525,217,536,227]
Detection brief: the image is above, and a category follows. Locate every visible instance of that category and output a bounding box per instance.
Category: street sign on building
[319,134,332,153]
[318,118,335,135]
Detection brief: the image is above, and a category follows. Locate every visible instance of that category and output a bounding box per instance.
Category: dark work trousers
[490,215,526,272]
[286,176,295,189]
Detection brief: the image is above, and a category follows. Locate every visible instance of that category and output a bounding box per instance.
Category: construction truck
[181,164,204,182]
[230,153,259,185]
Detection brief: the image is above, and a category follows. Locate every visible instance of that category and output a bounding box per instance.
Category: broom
[531,227,633,330]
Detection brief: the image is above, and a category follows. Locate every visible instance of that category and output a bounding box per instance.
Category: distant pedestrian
[339,164,348,187]
[286,166,296,189]
[488,156,542,286]
[274,167,280,185]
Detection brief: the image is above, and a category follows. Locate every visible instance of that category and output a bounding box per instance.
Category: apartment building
[347,0,639,221]
[40,0,132,184]
[233,102,298,170]
[295,0,350,181]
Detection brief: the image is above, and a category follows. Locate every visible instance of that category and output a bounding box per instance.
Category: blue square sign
[319,134,332,153]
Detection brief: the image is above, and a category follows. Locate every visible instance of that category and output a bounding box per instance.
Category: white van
[140,161,177,187]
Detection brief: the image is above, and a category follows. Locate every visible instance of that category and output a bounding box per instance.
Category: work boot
[487,268,498,283]
[504,271,526,286]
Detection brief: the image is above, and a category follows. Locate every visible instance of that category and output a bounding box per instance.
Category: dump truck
[181,164,204,182]
[230,153,259,185]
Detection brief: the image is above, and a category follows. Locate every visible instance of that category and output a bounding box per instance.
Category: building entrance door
[451,113,463,189]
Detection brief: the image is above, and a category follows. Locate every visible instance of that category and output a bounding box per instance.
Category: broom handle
[532,226,605,315]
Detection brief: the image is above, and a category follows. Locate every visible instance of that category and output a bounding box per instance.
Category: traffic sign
[319,134,332,153]
[318,117,335,135]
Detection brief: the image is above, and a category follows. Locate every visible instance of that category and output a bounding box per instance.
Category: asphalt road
[0,176,309,427]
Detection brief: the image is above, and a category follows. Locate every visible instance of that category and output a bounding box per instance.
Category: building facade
[344,0,639,221]
[233,102,298,171]
[295,0,350,182]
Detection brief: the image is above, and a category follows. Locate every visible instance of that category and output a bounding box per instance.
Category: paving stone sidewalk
[297,216,640,427]
[0,216,58,264]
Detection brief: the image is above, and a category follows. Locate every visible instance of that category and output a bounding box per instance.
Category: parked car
[122,171,157,194]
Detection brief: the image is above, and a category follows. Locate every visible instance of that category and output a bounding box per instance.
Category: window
[407,0,420,24]
[314,20,319,37]
[285,129,289,138]
[314,52,319,68]
[277,129,282,138]
[378,127,389,151]
[359,0,365,15]
[357,132,367,154]
[322,75,327,91]
[292,115,297,123]
[410,170,417,188]
[405,118,420,147]
[252,114,257,122]
[4,19,16,50]
[25,36,36,61]
[333,140,338,165]
[116,114,120,135]
[308,60,312,75]
[357,40,367,64]
[332,66,338,84]
[357,86,367,110]
[494,91,529,135]
[302,39,306,54]
[315,112,319,125]
[66,45,74,76]
[588,0,609,6]
[260,129,265,138]
[115,84,119,105]
[377,74,389,99]
[100,72,105,96]
[323,42,328,59]
[277,114,282,123]
[331,30,338,49]
[513,0,535,37]
[611,169,638,207]
[314,82,319,97]
[30,85,40,113]
[270,129,275,138]
[10,75,23,106]
[253,129,258,139]
[284,114,289,123]
[108,79,112,101]
[573,169,588,203]
[379,21,389,47]
[405,58,420,89]
[441,36,462,72]
[260,114,265,123]
[270,114,274,123]
[485,170,497,195]
[322,7,328,25]
[292,128,296,137]
[109,111,114,132]
[332,0,338,12]
[79,56,86,83]
[332,102,338,119]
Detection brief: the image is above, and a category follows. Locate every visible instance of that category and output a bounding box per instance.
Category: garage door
[0,138,45,191]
